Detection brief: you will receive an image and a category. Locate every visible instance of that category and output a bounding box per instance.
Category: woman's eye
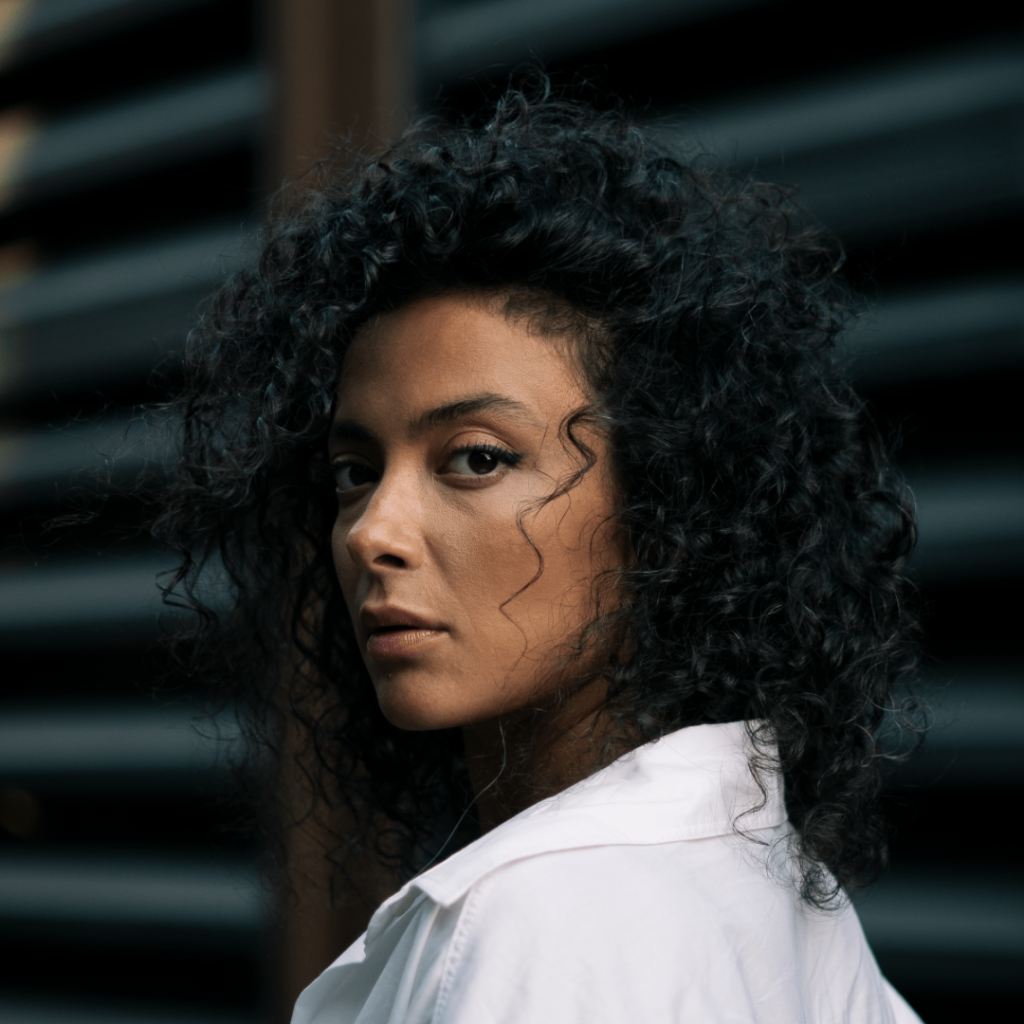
[333,461,378,493]
[445,446,519,478]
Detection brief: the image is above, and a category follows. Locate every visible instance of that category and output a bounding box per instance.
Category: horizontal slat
[0,550,234,646]
[418,0,768,82]
[0,853,260,933]
[0,0,214,70]
[926,674,1024,753]
[0,704,238,778]
[0,416,170,503]
[0,292,209,397]
[765,115,1020,237]
[2,67,264,208]
[677,47,1021,163]
[888,672,1024,785]
[668,46,1024,235]
[0,555,181,640]
[1,224,249,326]
[911,470,1024,578]
[0,224,249,398]
[856,873,1024,958]
[845,281,1024,383]
[855,874,1024,993]
[0,997,248,1024]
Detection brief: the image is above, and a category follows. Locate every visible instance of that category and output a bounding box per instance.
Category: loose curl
[156,80,921,908]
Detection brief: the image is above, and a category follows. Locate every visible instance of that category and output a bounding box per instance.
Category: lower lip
[366,629,447,659]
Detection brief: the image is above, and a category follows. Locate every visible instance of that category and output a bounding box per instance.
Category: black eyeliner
[447,442,523,467]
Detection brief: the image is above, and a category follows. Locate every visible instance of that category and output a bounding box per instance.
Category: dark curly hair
[156,80,921,909]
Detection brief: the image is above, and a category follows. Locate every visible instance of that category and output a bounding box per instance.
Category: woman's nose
[344,472,424,571]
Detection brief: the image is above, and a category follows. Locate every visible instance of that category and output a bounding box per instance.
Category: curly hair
[155,80,921,908]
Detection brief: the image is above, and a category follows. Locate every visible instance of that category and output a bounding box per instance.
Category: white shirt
[292,721,922,1024]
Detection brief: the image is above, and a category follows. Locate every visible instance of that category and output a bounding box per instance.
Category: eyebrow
[411,393,533,435]
[328,419,377,445]
[328,393,534,446]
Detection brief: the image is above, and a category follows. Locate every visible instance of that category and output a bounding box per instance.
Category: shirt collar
[367,720,785,941]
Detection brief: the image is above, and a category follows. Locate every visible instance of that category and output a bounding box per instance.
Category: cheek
[452,488,612,649]
[523,486,622,630]
[331,517,358,607]
[438,503,533,616]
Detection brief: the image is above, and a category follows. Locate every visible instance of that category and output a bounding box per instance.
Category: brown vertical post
[274,0,415,186]
[275,736,395,1023]
[267,2,414,1018]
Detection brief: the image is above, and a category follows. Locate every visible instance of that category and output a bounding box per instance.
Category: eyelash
[330,459,377,494]
[446,443,523,470]
[330,443,523,494]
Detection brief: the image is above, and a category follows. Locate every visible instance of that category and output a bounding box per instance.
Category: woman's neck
[462,679,621,834]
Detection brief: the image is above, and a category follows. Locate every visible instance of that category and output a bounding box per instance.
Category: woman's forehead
[334,292,588,425]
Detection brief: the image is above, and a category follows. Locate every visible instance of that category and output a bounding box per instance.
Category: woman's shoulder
[459,830,791,950]
[430,838,898,1023]
[294,837,907,1024]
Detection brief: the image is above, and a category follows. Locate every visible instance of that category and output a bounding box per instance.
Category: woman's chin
[373,676,469,732]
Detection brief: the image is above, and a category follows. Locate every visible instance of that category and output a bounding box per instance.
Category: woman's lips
[360,606,448,660]
[366,627,447,659]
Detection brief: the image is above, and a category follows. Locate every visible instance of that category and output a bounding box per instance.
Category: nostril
[374,553,406,568]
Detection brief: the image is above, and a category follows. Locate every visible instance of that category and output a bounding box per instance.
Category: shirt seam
[431,874,493,1024]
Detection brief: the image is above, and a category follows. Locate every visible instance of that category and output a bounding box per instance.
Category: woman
[159,83,923,1022]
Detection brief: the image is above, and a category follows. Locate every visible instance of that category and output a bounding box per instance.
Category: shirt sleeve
[291,889,465,1024]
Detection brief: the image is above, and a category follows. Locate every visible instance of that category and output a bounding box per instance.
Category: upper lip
[359,606,446,635]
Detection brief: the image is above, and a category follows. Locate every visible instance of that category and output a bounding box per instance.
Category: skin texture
[330,292,626,828]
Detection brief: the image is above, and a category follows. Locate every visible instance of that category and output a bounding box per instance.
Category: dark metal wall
[0,3,266,1023]
[0,2,1020,1022]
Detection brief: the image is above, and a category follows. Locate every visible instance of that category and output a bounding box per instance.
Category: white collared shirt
[292,722,922,1023]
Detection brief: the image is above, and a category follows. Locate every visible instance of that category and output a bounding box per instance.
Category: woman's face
[330,292,624,732]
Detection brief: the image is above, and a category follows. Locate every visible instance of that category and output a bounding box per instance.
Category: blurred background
[0,1,1021,1022]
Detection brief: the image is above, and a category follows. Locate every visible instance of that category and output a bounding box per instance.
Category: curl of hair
[155,80,922,908]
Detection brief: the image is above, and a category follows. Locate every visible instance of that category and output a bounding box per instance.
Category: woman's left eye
[445,445,520,478]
